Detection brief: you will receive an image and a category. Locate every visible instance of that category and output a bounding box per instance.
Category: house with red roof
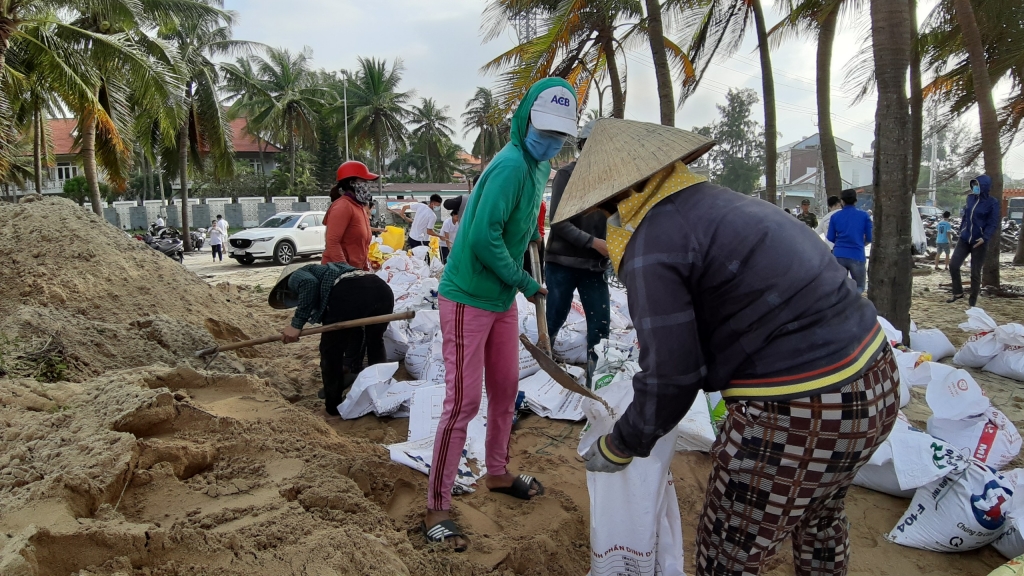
[14,116,280,197]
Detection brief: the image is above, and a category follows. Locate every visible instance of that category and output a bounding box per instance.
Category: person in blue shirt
[948,174,1001,307]
[934,211,953,270]
[826,188,873,293]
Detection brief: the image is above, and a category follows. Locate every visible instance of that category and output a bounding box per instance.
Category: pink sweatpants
[427,296,520,511]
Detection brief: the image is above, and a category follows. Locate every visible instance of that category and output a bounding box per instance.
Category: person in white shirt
[438,195,466,263]
[208,219,225,262]
[155,216,165,228]
[391,194,442,249]
[216,214,229,238]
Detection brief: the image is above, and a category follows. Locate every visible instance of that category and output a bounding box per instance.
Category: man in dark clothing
[270,262,395,415]
[556,119,898,576]
[827,188,873,293]
[797,198,818,228]
[948,174,1001,307]
[545,120,611,369]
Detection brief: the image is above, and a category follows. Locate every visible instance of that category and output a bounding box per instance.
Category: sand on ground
[2,196,1023,576]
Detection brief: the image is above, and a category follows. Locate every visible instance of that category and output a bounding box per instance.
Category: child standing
[935,210,952,270]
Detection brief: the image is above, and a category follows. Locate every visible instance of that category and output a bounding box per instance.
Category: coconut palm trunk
[156,151,165,208]
[751,0,777,206]
[601,33,625,119]
[178,115,193,251]
[288,114,296,192]
[909,0,924,202]
[816,5,842,201]
[867,0,914,343]
[951,0,1004,281]
[33,105,44,195]
[82,113,104,216]
[644,0,674,126]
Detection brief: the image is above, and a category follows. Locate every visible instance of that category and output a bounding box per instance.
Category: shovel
[520,335,613,415]
[194,311,416,362]
[528,242,553,357]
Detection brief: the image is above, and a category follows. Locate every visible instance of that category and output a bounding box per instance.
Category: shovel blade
[519,335,606,406]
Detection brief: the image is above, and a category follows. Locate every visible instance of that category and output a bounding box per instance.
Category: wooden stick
[194,310,416,357]
[529,243,552,356]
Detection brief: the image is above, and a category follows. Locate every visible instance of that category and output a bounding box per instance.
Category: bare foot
[485,472,540,497]
[424,509,468,551]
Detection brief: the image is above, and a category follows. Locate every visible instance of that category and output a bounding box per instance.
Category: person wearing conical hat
[424,78,578,552]
[563,119,899,575]
[269,262,394,416]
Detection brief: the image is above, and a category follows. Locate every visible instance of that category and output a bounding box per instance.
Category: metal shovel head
[519,334,613,414]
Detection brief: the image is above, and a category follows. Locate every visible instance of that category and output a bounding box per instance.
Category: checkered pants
[696,347,899,576]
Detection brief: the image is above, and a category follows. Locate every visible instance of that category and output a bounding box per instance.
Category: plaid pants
[696,347,899,576]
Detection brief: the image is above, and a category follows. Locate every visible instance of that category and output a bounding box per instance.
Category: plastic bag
[381,226,405,251]
[925,368,990,421]
[579,373,684,576]
[984,325,1024,382]
[674,392,716,452]
[554,321,589,364]
[888,460,1014,552]
[910,328,957,361]
[954,308,1003,368]
[928,408,1022,471]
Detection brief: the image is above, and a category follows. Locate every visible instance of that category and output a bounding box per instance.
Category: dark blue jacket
[827,205,873,262]
[960,174,1001,244]
[611,182,885,458]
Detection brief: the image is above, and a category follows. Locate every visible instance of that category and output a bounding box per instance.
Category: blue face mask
[524,125,566,162]
[971,184,981,195]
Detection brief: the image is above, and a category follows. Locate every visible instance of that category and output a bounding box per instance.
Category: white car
[228,211,326,266]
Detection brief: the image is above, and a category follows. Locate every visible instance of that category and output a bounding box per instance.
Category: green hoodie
[439,78,576,312]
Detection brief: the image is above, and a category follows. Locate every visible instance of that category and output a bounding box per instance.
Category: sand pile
[0,365,588,575]
[0,198,276,382]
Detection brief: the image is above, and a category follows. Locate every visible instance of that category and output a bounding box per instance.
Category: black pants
[406,237,428,250]
[440,246,450,263]
[320,274,395,415]
[211,244,223,261]
[949,238,987,301]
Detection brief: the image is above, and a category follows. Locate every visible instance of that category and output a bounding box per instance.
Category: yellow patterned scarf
[606,161,708,274]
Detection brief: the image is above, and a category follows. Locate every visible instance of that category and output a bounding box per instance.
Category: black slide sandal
[489,474,545,500]
[946,293,965,304]
[423,520,468,552]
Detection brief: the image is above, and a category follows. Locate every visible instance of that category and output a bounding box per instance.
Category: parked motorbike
[142,233,184,263]
[149,223,182,240]
[191,228,206,250]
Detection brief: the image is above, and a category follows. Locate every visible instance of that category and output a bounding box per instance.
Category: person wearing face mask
[322,161,380,270]
[557,119,896,576]
[947,174,1001,306]
[392,194,443,250]
[422,78,577,553]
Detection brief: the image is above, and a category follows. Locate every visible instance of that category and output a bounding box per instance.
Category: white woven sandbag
[910,328,957,361]
[954,308,1003,368]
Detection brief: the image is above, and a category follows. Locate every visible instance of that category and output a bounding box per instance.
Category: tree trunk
[33,104,43,195]
[81,112,103,216]
[257,135,269,200]
[179,119,193,251]
[751,0,777,207]
[143,153,153,201]
[867,0,914,343]
[816,6,842,203]
[288,114,296,192]
[644,0,674,126]
[909,0,924,205]
[426,143,433,182]
[156,150,165,209]
[601,34,625,119]
[952,0,1003,283]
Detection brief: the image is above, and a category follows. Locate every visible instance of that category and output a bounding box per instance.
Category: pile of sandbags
[984,324,1024,382]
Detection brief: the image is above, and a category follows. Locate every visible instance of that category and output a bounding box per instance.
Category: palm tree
[867,0,914,342]
[643,0,674,126]
[950,0,1004,285]
[771,0,859,203]
[346,57,412,192]
[223,47,328,193]
[160,12,253,249]
[482,0,695,120]
[677,0,779,205]
[462,87,507,169]
[409,97,456,182]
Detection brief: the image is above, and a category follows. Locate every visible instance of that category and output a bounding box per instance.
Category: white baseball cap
[531,86,578,136]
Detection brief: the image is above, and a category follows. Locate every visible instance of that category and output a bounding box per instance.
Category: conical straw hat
[552,118,715,223]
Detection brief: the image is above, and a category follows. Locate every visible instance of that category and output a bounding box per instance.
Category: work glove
[583,435,633,473]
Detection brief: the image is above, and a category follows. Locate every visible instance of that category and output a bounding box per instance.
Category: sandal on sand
[489,474,545,500]
[946,293,965,304]
[423,520,468,552]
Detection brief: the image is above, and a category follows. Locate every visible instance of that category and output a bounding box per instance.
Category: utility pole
[343,76,350,161]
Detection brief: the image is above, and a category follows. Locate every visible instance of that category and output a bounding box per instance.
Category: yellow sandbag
[429,236,441,259]
[381,226,405,251]
[989,556,1024,576]
[367,242,384,268]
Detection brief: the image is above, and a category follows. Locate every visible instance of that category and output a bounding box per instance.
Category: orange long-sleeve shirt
[321,195,370,270]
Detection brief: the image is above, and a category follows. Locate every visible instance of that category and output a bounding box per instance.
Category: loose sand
[2,197,1023,575]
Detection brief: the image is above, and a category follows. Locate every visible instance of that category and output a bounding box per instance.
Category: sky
[222,0,1024,179]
